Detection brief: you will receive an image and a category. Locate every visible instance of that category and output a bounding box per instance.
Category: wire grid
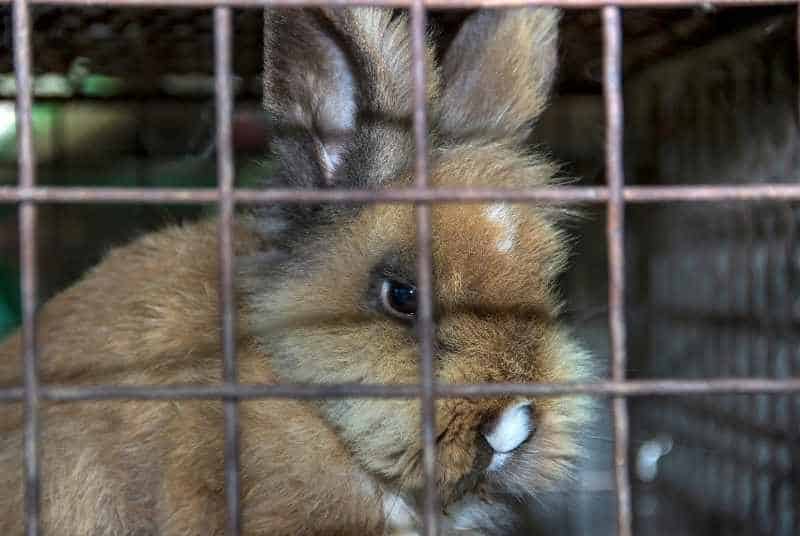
[633,203,800,535]
[5,1,800,535]
[622,15,800,533]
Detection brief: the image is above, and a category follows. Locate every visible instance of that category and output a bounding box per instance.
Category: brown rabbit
[0,7,593,535]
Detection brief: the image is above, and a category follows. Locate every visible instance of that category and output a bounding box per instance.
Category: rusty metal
[2,185,800,205]
[620,185,800,202]
[0,379,798,403]
[629,203,800,534]
[213,7,242,536]
[12,0,40,535]
[603,8,633,536]
[622,8,800,528]
[409,0,439,534]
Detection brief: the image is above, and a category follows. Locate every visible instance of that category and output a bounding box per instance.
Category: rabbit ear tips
[262,8,435,190]
[438,7,562,143]
[523,7,561,91]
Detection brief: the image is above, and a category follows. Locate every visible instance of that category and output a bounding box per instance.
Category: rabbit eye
[380,279,417,320]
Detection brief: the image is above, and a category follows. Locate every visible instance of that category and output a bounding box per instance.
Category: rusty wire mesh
[4,1,800,536]
[623,14,800,534]
[631,202,800,536]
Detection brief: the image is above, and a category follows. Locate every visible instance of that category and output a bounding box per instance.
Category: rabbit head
[245,6,593,514]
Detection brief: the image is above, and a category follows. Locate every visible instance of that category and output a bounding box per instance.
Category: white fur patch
[318,143,340,180]
[383,491,417,533]
[487,452,511,472]
[484,401,532,453]
[484,204,517,253]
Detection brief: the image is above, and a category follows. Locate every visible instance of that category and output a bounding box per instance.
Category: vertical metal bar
[793,8,800,531]
[734,209,752,520]
[603,7,632,536]
[784,205,799,534]
[13,1,40,535]
[410,1,438,534]
[764,210,784,535]
[733,208,749,528]
[214,7,241,536]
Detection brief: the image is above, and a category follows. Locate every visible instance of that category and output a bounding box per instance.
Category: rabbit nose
[480,402,535,454]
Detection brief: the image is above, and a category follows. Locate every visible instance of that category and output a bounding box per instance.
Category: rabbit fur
[0,7,593,535]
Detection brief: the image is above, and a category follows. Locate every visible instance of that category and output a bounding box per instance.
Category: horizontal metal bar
[623,184,800,202]
[0,186,604,204]
[0,0,792,6]
[0,188,221,204]
[0,185,799,205]
[0,379,797,403]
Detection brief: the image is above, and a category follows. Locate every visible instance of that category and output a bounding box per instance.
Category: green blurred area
[0,264,20,339]
[0,97,271,340]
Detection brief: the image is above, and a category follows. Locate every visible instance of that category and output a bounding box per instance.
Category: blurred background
[0,5,798,535]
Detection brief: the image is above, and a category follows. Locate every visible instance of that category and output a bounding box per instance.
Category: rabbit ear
[263,8,437,189]
[437,8,560,144]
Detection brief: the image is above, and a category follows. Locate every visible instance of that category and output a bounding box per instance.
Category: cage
[622,11,799,535]
[0,2,798,535]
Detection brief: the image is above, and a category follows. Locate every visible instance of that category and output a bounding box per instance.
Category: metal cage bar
[409,0,439,534]
[602,7,632,536]
[213,6,242,536]
[1,379,800,404]
[6,1,800,535]
[12,1,40,535]
[2,185,800,204]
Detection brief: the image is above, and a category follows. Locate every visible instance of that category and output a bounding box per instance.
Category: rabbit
[0,6,594,535]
